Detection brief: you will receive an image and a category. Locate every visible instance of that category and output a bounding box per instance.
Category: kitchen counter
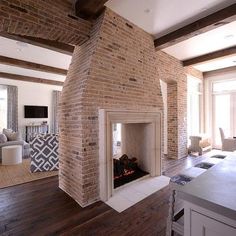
[179,154,236,221]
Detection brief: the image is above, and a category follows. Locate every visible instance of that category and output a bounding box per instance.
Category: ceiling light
[144,8,151,13]
[16,41,28,47]
[16,48,22,52]
[214,21,227,26]
[224,34,234,40]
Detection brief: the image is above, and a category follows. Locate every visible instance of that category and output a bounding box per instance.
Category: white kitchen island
[179,154,236,236]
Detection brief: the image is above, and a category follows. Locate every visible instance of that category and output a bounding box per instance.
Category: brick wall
[156,51,188,159]
[0,0,91,45]
[167,82,178,158]
[59,8,165,206]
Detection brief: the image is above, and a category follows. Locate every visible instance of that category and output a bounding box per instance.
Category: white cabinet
[184,202,236,236]
[191,211,236,236]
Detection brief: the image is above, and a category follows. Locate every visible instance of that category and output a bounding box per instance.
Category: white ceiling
[163,21,236,61]
[163,21,236,72]
[194,55,236,72]
[0,64,65,82]
[106,0,236,72]
[0,36,72,82]
[0,37,71,69]
[106,0,235,38]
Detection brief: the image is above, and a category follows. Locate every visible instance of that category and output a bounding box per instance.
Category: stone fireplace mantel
[99,109,162,202]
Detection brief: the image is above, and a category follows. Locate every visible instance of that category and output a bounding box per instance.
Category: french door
[212,92,236,148]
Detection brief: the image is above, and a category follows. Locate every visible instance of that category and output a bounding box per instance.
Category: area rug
[0,159,58,188]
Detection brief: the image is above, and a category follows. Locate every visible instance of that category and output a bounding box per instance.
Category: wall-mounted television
[24,106,48,118]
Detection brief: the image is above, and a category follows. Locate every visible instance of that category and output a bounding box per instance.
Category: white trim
[205,75,236,148]
[99,109,162,202]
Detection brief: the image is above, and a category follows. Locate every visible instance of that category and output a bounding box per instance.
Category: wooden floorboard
[0,154,208,236]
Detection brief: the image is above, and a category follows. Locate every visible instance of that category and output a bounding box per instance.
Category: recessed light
[16,41,28,47]
[144,8,151,13]
[224,34,234,40]
[214,21,227,26]
[16,48,22,52]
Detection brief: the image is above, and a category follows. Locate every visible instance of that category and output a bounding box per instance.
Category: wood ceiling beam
[203,65,236,77]
[154,3,236,50]
[182,46,236,66]
[0,56,67,76]
[0,72,64,86]
[0,32,74,55]
[75,0,109,20]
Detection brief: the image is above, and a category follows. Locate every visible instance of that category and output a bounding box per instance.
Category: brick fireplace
[58,8,164,207]
[99,109,162,202]
[57,7,189,207]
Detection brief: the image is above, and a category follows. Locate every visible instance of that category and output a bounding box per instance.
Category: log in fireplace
[113,154,149,188]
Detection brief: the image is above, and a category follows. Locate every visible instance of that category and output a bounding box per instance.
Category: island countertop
[179,154,236,220]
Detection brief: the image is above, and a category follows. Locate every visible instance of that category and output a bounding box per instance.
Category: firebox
[112,123,152,188]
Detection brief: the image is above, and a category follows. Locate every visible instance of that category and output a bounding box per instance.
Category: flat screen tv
[24,106,48,118]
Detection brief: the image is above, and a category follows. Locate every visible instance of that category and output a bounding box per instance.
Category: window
[187,76,202,138]
[213,80,236,92]
[0,85,7,130]
[212,79,236,147]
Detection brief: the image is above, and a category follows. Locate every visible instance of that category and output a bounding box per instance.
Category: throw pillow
[3,129,12,140]
[3,129,21,141]
[0,133,7,143]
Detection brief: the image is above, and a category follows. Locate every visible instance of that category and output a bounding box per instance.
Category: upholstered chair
[219,128,236,152]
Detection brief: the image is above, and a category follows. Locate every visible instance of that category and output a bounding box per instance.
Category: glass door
[212,79,236,148]
[213,94,231,147]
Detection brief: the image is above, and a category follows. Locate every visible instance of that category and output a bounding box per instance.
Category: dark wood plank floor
[0,155,207,236]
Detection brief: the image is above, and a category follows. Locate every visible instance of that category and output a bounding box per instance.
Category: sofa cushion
[0,133,7,143]
[3,129,21,141]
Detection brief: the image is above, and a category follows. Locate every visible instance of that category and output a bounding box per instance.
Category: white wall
[0,78,62,138]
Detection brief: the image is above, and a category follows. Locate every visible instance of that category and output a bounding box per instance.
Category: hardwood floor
[162,154,208,177]
[0,155,208,236]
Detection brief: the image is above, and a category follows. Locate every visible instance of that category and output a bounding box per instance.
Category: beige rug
[0,159,58,188]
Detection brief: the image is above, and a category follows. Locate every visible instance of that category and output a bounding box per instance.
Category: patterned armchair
[30,134,59,172]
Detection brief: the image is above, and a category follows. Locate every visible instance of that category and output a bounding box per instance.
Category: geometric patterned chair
[30,134,59,173]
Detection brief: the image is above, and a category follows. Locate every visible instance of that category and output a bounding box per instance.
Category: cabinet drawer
[191,210,236,236]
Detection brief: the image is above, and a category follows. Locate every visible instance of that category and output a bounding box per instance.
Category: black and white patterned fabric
[170,174,193,186]
[30,134,59,172]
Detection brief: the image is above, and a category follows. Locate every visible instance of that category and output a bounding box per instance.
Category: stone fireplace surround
[99,109,162,202]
